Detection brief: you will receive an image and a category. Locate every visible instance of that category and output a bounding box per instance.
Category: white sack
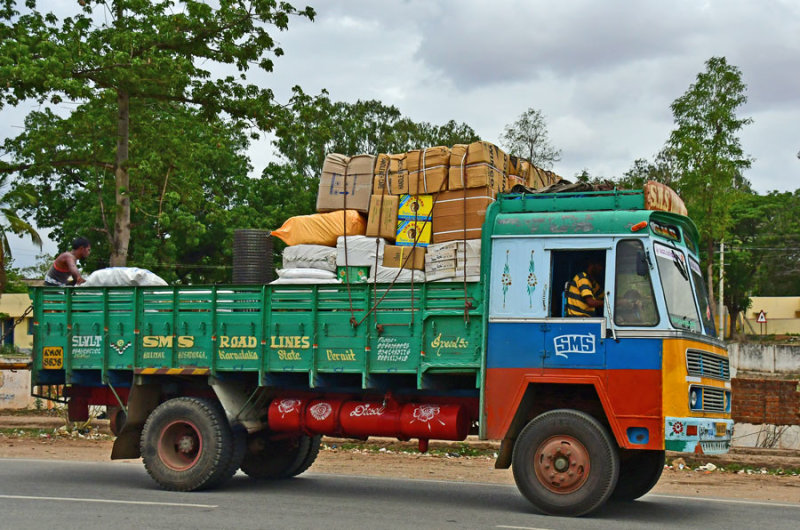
[276,268,337,280]
[282,244,337,272]
[81,267,168,287]
[270,278,342,285]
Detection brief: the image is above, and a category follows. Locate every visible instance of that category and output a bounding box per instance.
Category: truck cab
[482,184,732,513]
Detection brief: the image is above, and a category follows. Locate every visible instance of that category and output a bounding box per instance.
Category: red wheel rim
[158,420,203,471]
[533,435,590,494]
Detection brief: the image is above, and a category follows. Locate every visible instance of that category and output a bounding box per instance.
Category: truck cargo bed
[32,283,484,393]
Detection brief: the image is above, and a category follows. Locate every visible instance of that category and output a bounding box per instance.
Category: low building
[0,293,34,353]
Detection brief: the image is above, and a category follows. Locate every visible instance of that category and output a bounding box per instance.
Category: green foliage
[500,107,561,169]
[0,0,314,269]
[667,57,752,293]
[272,87,480,179]
[0,172,41,291]
[616,148,680,190]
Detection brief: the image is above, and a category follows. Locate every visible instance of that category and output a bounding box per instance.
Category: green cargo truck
[29,184,734,516]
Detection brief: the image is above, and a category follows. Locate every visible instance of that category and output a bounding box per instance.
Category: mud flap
[111,383,161,460]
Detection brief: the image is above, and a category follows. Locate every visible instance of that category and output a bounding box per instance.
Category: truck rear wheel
[140,397,232,491]
[240,431,320,479]
[512,409,619,516]
[611,449,665,501]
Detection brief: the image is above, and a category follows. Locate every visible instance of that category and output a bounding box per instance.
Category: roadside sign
[756,310,767,323]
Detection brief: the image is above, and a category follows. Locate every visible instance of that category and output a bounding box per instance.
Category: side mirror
[636,251,649,276]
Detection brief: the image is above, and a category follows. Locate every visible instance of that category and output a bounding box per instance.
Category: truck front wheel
[611,449,665,501]
[140,397,232,491]
[511,409,619,516]
[240,431,321,479]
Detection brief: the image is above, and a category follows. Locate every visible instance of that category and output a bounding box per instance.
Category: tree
[0,0,314,266]
[617,148,679,190]
[668,56,752,300]
[8,100,254,284]
[0,173,41,291]
[723,190,800,332]
[500,108,561,169]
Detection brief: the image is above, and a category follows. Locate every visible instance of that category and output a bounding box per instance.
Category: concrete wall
[0,358,37,409]
[728,343,800,378]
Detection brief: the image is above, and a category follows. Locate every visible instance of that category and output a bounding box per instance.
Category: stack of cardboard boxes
[282,140,562,284]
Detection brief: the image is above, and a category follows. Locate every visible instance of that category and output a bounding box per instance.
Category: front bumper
[665,417,734,455]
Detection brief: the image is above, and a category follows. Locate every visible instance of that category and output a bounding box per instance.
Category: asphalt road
[0,458,798,529]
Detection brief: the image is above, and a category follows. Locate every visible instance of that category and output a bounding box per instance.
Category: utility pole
[718,240,725,339]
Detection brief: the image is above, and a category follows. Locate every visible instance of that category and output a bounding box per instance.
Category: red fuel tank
[267,398,470,441]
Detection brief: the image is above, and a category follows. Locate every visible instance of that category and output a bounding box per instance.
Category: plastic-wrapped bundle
[369,265,425,283]
[271,210,366,247]
[336,236,386,267]
[282,244,337,272]
[81,267,168,287]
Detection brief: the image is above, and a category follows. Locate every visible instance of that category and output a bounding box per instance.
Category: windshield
[689,258,717,336]
[653,243,701,332]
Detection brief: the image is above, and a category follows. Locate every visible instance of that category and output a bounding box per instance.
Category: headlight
[689,387,702,411]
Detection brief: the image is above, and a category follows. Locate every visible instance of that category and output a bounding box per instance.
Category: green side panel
[214,287,263,371]
[105,289,137,370]
[139,289,175,367]
[368,285,422,374]
[35,288,69,371]
[173,288,213,368]
[31,282,486,390]
[316,286,368,373]
[69,290,105,370]
[421,285,483,372]
[267,286,315,372]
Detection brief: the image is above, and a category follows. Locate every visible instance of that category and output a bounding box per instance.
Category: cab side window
[614,240,659,326]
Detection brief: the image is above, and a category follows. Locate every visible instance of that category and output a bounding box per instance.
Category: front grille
[701,387,726,412]
[686,349,730,381]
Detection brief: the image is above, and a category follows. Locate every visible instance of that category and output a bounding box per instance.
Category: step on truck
[30,182,733,516]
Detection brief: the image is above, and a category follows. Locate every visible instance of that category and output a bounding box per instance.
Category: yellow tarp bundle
[271,210,366,246]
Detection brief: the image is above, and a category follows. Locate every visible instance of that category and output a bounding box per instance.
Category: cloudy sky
[3,0,799,266]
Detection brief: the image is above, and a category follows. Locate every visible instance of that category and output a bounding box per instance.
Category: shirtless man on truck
[44,237,91,286]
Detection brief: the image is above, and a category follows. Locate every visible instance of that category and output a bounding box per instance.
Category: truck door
[540,241,611,370]
[487,238,551,371]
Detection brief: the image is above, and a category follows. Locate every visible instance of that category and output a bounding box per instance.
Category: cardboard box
[396,218,431,247]
[316,153,373,212]
[398,194,433,219]
[448,142,508,191]
[426,265,481,282]
[431,187,495,243]
[365,194,399,240]
[407,146,450,194]
[373,153,407,195]
[426,239,481,263]
[383,245,425,270]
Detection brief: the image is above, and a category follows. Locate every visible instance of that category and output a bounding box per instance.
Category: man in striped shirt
[566,261,605,317]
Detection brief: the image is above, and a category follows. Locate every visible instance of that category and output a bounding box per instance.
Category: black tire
[511,409,620,517]
[286,435,321,477]
[240,431,317,480]
[205,421,248,489]
[611,449,665,501]
[140,397,232,491]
